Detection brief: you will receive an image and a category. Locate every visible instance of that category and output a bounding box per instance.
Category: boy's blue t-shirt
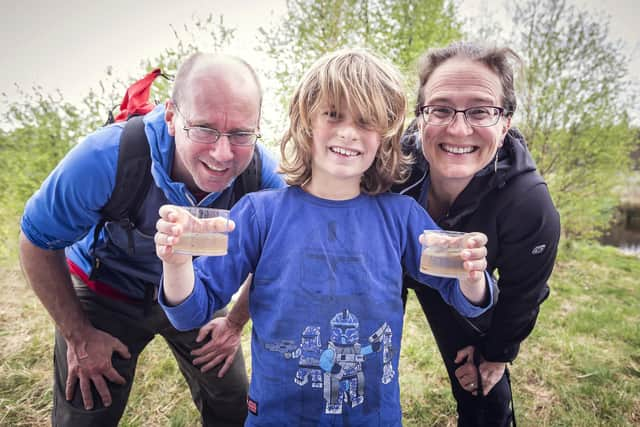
[161,186,492,426]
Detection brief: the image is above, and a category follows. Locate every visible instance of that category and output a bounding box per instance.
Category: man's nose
[209,135,234,162]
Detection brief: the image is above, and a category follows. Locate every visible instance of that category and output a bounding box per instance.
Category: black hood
[495,127,538,187]
[394,118,540,228]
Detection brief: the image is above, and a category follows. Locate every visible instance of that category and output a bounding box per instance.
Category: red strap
[66,259,140,304]
[113,68,163,122]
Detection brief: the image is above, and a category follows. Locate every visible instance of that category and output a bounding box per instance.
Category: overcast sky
[1,0,638,130]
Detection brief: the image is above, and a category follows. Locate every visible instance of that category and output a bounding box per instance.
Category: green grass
[1,242,639,426]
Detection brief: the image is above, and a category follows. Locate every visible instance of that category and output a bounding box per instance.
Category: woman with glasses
[393,41,561,426]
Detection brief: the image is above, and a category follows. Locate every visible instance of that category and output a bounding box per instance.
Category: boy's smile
[329,146,362,157]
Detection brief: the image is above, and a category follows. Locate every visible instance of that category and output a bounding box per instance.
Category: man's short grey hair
[171,52,263,110]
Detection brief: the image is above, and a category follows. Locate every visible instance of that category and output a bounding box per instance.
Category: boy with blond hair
[156,49,493,426]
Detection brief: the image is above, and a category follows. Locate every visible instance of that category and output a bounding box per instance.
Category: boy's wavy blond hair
[279,49,412,195]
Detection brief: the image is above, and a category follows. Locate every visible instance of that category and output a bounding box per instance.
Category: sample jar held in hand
[420,230,480,278]
[172,206,230,256]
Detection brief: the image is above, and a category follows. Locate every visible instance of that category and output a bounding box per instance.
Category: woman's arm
[481,182,560,362]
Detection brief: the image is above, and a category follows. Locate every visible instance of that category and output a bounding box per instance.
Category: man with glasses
[19,53,285,426]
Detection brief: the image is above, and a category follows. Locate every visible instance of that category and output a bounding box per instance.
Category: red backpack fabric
[107,68,169,124]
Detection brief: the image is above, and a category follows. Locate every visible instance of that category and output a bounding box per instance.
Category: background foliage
[0,91,84,261]
[511,0,638,239]
[258,0,462,112]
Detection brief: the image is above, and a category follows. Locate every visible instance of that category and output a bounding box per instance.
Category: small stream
[600,206,640,257]
[617,243,640,257]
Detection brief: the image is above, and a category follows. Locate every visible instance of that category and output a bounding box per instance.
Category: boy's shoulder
[244,188,421,213]
[375,191,421,209]
[370,192,431,228]
[246,186,291,200]
[241,186,293,209]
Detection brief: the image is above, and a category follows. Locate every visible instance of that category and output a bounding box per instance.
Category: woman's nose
[446,112,474,136]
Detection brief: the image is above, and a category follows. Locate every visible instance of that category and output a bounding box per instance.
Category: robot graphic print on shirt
[265,325,324,389]
[266,309,394,415]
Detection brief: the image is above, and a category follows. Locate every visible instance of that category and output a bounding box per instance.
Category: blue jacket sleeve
[20,125,120,249]
[159,195,260,330]
[403,200,494,318]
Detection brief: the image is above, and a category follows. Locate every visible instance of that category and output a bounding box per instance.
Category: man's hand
[65,327,131,410]
[192,316,243,377]
[454,345,507,396]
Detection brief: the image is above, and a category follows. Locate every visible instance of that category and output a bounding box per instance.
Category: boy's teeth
[331,147,359,156]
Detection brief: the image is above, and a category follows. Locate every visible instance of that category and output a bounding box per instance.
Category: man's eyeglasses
[173,104,261,146]
[420,105,505,127]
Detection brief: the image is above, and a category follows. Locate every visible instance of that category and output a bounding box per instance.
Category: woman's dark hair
[415,41,522,118]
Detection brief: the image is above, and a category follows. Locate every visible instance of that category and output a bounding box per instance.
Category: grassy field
[1,242,638,426]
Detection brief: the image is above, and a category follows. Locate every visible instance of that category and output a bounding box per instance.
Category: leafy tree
[510,0,639,239]
[0,88,83,262]
[258,0,462,119]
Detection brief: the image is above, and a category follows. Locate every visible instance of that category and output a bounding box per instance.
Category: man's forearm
[19,231,92,345]
[227,276,251,328]
[227,275,251,328]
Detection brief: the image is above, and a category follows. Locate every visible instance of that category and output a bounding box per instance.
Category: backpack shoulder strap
[90,116,152,274]
[101,115,153,222]
[232,147,262,201]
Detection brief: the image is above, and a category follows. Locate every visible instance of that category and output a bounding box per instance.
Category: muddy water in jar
[173,232,228,256]
[420,247,465,278]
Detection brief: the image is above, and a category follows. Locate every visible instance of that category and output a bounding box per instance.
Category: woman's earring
[494,152,499,174]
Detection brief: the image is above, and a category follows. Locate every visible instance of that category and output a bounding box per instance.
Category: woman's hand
[454,345,480,395]
[454,345,506,396]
